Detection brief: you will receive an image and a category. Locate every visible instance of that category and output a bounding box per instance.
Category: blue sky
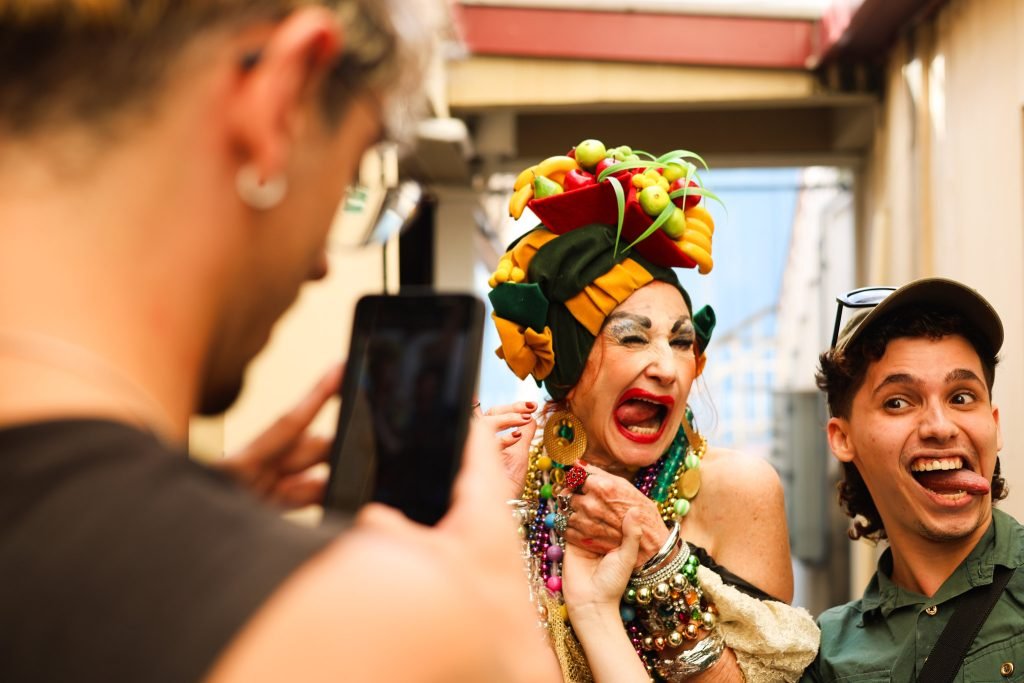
[681,167,799,338]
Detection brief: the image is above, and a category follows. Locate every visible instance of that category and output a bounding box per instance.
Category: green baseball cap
[834,277,1003,355]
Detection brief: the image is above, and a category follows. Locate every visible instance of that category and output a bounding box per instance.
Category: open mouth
[613,389,674,444]
[909,456,990,500]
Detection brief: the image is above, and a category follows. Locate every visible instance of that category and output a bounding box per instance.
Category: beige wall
[860,0,1024,521]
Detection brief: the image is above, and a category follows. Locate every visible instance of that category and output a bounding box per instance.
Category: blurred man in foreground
[0,2,557,681]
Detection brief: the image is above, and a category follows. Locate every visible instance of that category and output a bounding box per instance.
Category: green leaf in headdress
[624,199,677,253]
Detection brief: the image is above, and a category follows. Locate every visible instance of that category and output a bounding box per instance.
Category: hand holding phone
[322,293,484,525]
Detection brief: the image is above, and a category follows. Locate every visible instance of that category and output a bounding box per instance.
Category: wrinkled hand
[213,365,341,508]
[473,400,538,497]
[564,465,671,569]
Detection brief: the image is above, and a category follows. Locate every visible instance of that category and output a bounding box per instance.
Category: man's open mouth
[614,389,674,443]
[910,456,990,499]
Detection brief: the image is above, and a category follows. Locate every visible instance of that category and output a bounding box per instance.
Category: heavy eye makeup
[604,314,695,349]
[606,318,650,346]
[670,318,695,350]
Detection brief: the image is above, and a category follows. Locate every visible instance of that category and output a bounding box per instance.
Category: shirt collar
[857,508,1023,623]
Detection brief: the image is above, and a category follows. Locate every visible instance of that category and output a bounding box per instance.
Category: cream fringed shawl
[697,566,819,682]
[541,566,819,683]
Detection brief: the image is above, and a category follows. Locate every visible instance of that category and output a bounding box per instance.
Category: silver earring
[236,164,287,210]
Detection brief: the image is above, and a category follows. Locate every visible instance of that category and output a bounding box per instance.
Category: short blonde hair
[0,0,435,139]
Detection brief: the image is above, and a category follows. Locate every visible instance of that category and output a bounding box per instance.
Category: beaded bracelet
[636,521,681,575]
[653,627,725,678]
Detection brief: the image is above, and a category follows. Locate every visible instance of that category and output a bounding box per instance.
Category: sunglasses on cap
[830,286,897,350]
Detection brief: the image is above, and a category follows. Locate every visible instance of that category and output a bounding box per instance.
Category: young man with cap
[802,277,1023,681]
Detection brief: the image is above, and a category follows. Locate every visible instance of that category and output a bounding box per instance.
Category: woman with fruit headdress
[481,140,819,682]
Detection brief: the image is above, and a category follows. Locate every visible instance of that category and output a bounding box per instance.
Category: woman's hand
[212,365,341,508]
[562,509,642,617]
[562,510,650,683]
[473,400,537,497]
[564,465,671,569]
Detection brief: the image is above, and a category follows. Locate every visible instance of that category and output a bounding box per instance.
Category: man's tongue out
[615,400,664,430]
[915,469,991,495]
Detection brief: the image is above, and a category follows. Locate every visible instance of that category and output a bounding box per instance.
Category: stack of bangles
[621,522,724,678]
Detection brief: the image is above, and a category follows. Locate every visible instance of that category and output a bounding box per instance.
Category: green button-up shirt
[802,508,1024,682]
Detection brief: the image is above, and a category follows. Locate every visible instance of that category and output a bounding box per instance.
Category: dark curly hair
[816,305,1007,541]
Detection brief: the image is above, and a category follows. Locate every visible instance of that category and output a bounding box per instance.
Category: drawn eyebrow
[671,317,693,334]
[606,312,652,328]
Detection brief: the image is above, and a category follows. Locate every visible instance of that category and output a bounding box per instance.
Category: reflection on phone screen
[325,296,480,525]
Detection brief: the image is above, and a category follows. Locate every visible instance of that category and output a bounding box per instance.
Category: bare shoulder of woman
[697,448,794,603]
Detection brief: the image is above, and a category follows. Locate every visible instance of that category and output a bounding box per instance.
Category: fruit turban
[488,223,716,401]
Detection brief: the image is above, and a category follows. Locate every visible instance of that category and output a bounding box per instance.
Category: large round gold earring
[543,410,587,466]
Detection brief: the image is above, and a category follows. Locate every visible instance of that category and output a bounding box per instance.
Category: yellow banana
[679,241,713,274]
[488,257,513,288]
[513,166,537,191]
[685,217,713,240]
[534,155,579,178]
[509,183,534,220]
[681,229,712,253]
[685,206,715,233]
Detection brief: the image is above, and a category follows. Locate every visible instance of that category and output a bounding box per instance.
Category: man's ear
[993,404,1003,452]
[827,416,855,463]
[227,7,342,182]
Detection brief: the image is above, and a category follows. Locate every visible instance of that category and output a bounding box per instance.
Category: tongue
[615,401,661,427]
[915,469,991,495]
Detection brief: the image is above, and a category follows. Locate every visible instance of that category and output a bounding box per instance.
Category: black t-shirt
[0,419,341,683]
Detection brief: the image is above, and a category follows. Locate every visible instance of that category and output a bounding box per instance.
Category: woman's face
[567,281,697,476]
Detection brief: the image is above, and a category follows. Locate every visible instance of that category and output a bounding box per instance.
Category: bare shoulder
[700,447,784,501]
[694,447,794,602]
[206,529,480,683]
[206,523,561,683]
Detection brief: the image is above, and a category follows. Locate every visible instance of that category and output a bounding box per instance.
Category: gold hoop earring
[543,410,587,466]
[236,164,288,210]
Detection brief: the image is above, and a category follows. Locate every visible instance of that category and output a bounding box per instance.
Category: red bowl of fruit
[528,175,699,270]
[509,140,717,273]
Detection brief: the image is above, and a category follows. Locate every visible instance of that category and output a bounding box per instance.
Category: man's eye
[884,397,908,410]
[951,392,977,405]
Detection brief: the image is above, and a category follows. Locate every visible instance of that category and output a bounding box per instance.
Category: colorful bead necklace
[517,410,709,677]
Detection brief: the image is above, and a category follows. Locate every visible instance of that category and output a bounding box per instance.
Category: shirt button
[925,605,938,616]
[1001,662,1014,677]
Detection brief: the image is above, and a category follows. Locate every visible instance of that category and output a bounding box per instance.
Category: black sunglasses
[830,286,897,349]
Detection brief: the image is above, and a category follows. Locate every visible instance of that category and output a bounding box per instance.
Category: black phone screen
[322,293,483,525]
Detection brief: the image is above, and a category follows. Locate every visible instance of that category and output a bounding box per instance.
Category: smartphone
[322,292,484,525]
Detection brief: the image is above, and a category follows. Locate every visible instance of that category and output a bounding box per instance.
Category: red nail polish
[525,402,536,410]
[511,430,522,438]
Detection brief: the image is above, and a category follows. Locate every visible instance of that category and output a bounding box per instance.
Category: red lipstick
[614,389,675,444]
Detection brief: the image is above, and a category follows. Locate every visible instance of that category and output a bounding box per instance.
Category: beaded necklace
[517,411,710,678]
